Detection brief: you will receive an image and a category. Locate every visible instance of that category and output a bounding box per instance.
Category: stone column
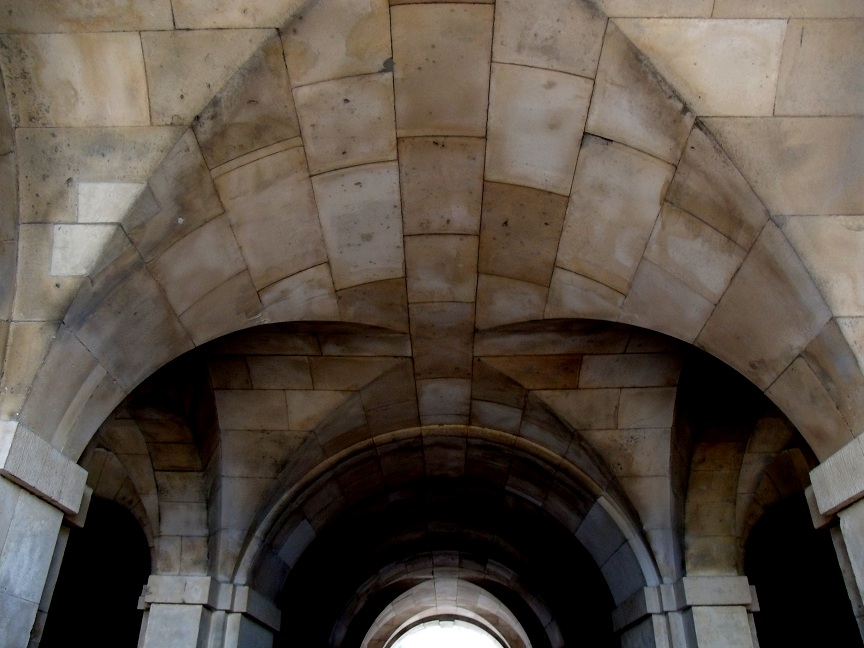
[613,577,757,648]
[0,422,88,648]
[138,576,280,648]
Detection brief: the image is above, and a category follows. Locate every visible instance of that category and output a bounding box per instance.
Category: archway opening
[392,619,505,648]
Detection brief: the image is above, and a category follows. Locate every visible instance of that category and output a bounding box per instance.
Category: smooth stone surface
[312,162,404,290]
[486,63,593,195]
[142,29,270,126]
[776,20,864,116]
[492,0,606,78]
[77,182,146,224]
[215,145,327,291]
[259,264,340,323]
[392,4,493,137]
[172,0,302,28]
[586,23,694,164]
[594,0,713,16]
[281,0,391,87]
[479,182,567,287]
[49,224,120,277]
[0,0,174,31]
[534,389,619,430]
[179,272,264,345]
[398,137,484,236]
[713,0,864,18]
[0,33,149,127]
[405,235,478,303]
[475,274,547,329]
[409,302,474,380]
[482,355,582,390]
[294,72,396,175]
[0,322,57,420]
[615,19,786,117]
[336,279,409,333]
[557,136,675,294]
[545,268,624,321]
[13,225,82,321]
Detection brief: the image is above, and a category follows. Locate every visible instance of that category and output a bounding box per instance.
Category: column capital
[810,434,864,516]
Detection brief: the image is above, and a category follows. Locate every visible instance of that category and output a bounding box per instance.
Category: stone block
[558,136,674,293]
[0,0,174,31]
[221,430,304,479]
[391,4,493,137]
[614,19,786,117]
[689,606,755,648]
[308,357,399,391]
[545,268,625,321]
[713,0,864,17]
[475,274,547,329]
[16,126,182,224]
[194,34,300,168]
[179,272,264,346]
[475,321,630,356]
[215,145,327,291]
[577,502,627,567]
[337,279,409,333]
[619,475,674,529]
[215,390,289,431]
[149,443,202,472]
[471,359,528,409]
[486,63,593,195]
[587,23,694,164]
[319,330,411,357]
[644,203,747,303]
[409,302,474,379]
[479,182,567,286]
[286,391,352,430]
[294,73,396,174]
[492,0,606,77]
[0,33,149,127]
[126,131,224,262]
[0,591,39,647]
[142,29,270,126]
[281,0,391,87]
[312,162,404,290]
[49,223,127,277]
[77,182,146,225]
[696,223,832,389]
[405,235,478,303]
[618,388,676,429]
[156,536,182,574]
[0,153,16,240]
[482,355,582,390]
[776,20,864,115]
[594,0,713,16]
[534,389,619,430]
[417,379,471,419]
[704,116,864,215]
[141,603,206,648]
[156,473,206,504]
[398,137,484,235]
[161,502,209,537]
[582,428,672,478]
[810,435,864,515]
[181,537,209,575]
[580,354,680,389]
[247,356,312,390]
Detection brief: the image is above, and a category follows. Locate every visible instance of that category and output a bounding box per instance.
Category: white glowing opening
[392,620,503,648]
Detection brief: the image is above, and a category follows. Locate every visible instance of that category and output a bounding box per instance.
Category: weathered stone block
[405,235,478,303]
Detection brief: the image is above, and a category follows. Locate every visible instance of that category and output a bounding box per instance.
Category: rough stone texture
[391,4,493,137]
[293,73,396,175]
[194,34,300,169]
[0,33,149,127]
[12,225,83,321]
[697,223,833,389]
[557,136,675,294]
[486,63,593,195]
[312,162,403,290]
[398,137,484,236]
[703,117,864,216]
[142,29,271,126]
[492,0,606,78]
[405,235,478,304]
[479,183,567,287]
[776,20,864,116]
[214,145,327,291]
[586,23,693,165]
[0,0,175,31]
[615,19,786,117]
[281,0,391,87]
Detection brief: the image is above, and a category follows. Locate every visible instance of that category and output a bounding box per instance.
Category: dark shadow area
[41,498,151,647]
[745,493,862,647]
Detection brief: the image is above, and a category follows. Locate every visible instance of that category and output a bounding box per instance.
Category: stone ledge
[0,421,86,514]
[810,434,864,516]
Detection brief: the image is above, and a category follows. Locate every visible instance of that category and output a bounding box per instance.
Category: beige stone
[287,391,352,430]
[309,357,400,391]
[336,279,409,333]
[0,154,15,244]
[544,268,625,321]
[594,0,713,16]
[172,0,301,28]
[282,0,391,87]
[49,224,122,277]
[479,183,567,287]
[215,390,289,431]
[492,0,606,78]
[534,389,620,430]
[586,23,694,165]
[194,34,300,169]
[0,33,149,127]
[666,125,768,250]
[697,223,833,389]
[15,127,182,225]
[0,0,174,32]
[557,136,674,293]
[776,20,864,116]
[248,357,312,390]
[417,379,471,419]
[259,264,340,323]
[838,317,864,375]
[126,131,224,262]
[409,302,474,380]
[142,29,271,126]
[312,162,404,290]
[644,203,747,303]
[620,260,715,343]
[178,272,264,345]
[581,354,680,389]
[704,117,864,216]
[398,137,484,236]
[405,235,478,304]
[582,428,671,478]
[486,63,593,195]
[779,216,864,317]
[483,356,582,390]
[615,19,786,117]
[391,4,493,137]
[619,388,676,429]
[475,275,547,330]
[148,216,247,315]
[77,183,147,225]
[214,145,325,290]
[293,73,396,175]
[0,321,57,420]
[713,0,864,18]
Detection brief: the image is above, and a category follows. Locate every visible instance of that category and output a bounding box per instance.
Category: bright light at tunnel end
[392,621,504,648]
